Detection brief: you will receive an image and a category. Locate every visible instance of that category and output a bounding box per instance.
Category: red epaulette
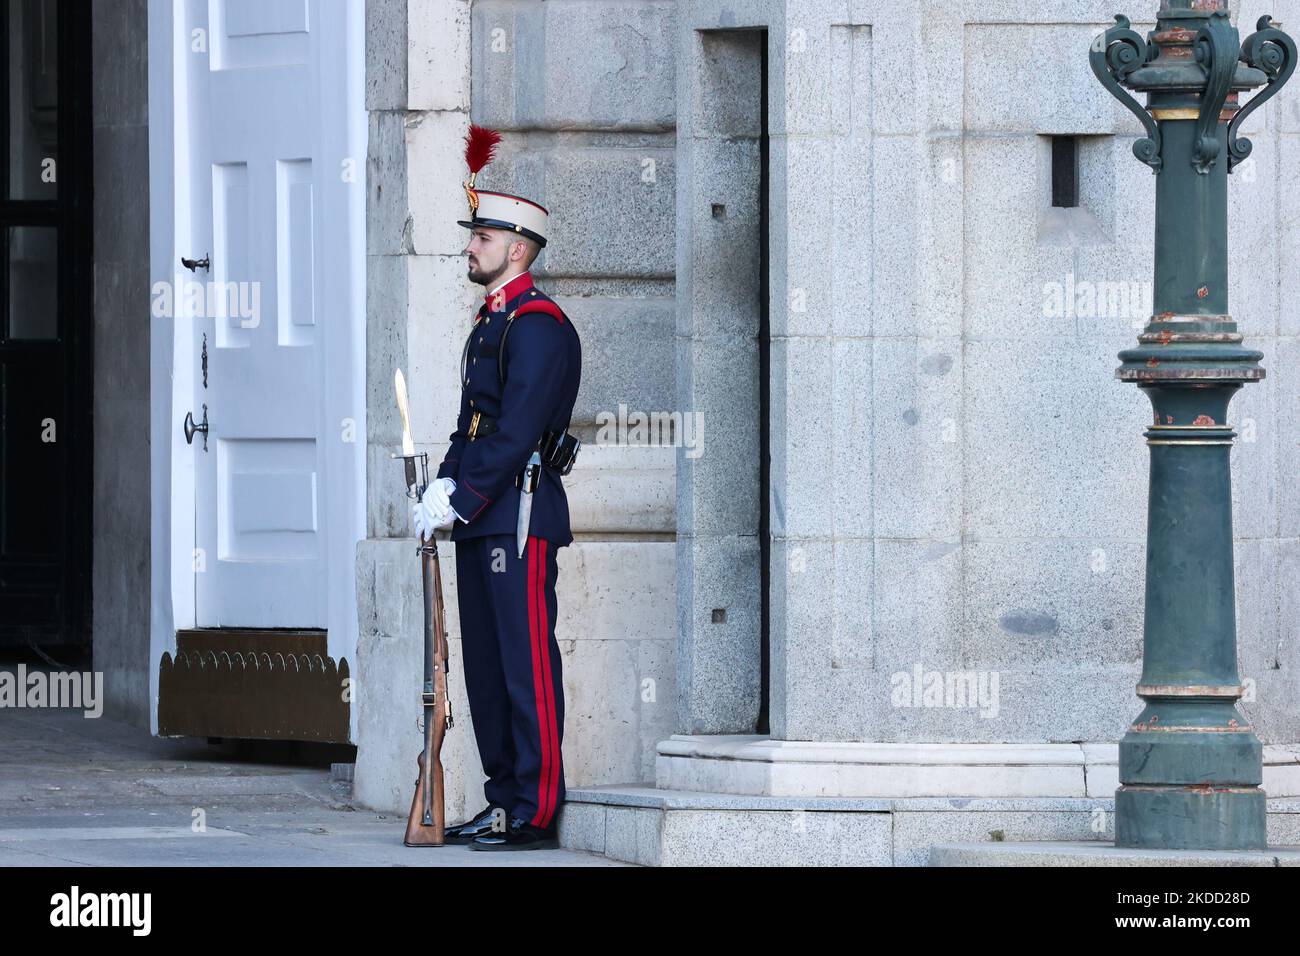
[510,295,565,324]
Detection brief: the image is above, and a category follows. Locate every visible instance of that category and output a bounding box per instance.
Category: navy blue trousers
[454,533,566,828]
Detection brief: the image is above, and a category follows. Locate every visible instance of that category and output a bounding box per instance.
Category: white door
[175,0,365,630]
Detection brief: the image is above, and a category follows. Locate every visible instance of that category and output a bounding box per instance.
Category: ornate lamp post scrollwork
[1091,15,1163,171]
[1090,1,1295,850]
[1190,11,1238,173]
[1228,17,1297,170]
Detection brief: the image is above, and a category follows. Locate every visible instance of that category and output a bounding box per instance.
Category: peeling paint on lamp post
[1091,1,1295,850]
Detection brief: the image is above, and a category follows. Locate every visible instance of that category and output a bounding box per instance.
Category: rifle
[393,369,454,847]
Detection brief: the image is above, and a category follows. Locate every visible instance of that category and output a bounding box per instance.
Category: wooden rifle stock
[403,530,453,846]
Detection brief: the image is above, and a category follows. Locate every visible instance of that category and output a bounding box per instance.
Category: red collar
[485,271,534,312]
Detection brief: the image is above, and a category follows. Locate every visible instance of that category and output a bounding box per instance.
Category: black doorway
[0,0,92,649]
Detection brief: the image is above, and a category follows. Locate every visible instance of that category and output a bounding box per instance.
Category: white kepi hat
[457,125,549,247]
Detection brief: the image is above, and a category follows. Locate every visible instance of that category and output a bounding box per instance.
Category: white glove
[427,477,456,513]
[413,502,449,538]
[416,478,462,538]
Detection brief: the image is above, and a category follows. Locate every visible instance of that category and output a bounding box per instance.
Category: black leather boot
[466,816,558,851]
[444,805,508,845]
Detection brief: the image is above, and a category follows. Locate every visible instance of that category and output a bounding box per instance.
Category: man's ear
[521,239,540,268]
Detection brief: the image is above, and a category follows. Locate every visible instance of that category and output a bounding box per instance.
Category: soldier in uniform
[412,126,582,851]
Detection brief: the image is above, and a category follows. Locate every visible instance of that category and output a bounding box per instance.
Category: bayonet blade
[516,452,541,558]
[394,368,416,457]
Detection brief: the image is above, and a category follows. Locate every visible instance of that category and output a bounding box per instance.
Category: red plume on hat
[463,125,501,215]
[464,124,501,175]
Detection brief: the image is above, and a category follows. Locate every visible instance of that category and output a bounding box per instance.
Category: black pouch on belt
[514,429,581,489]
[539,429,580,475]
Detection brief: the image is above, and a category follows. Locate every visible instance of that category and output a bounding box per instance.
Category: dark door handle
[184,405,209,451]
[181,254,210,273]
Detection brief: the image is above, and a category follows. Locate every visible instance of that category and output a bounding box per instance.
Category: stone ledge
[654,735,1300,799]
[930,841,1300,867]
[567,785,1300,815]
[568,784,893,812]
[659,734,1110,764]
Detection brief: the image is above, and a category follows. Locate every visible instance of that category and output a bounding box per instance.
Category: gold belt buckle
[469,411,481,440]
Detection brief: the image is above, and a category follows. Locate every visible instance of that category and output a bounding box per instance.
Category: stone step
[560,785,1300,866]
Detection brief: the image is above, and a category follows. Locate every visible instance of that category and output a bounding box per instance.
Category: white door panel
[174,0,363,631]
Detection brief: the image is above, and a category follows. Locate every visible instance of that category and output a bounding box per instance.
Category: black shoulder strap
[497,299,567,386]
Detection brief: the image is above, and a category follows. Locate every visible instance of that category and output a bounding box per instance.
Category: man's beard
[467,254,509,287]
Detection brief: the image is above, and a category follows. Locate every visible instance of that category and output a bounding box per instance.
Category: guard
[412,125,582,851]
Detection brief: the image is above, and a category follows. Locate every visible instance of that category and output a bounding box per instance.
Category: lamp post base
[1116,785,1266,850]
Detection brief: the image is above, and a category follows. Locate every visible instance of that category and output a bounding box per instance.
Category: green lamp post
[1090,2,1295,850]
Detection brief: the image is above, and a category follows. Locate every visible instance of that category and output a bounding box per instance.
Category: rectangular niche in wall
[1037,133,1113,246]
[677,28,768,734]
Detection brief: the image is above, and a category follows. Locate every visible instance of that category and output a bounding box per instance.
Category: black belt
[467,413,580,476]
[467,411,499,439]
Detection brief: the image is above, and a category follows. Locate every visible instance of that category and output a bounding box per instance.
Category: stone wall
[92,0,152,728]
[678,0,1300,746]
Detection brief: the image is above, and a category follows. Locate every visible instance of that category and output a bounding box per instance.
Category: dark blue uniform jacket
[437,271,582,547]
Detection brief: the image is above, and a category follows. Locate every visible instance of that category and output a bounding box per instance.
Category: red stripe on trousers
[536,538,559,828]
[527,537,553,827]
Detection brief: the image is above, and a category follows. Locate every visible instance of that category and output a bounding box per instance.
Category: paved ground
[0,672,622,867]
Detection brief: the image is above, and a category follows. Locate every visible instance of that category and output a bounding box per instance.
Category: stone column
[353,0,479,815]
[93,0,152,726]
